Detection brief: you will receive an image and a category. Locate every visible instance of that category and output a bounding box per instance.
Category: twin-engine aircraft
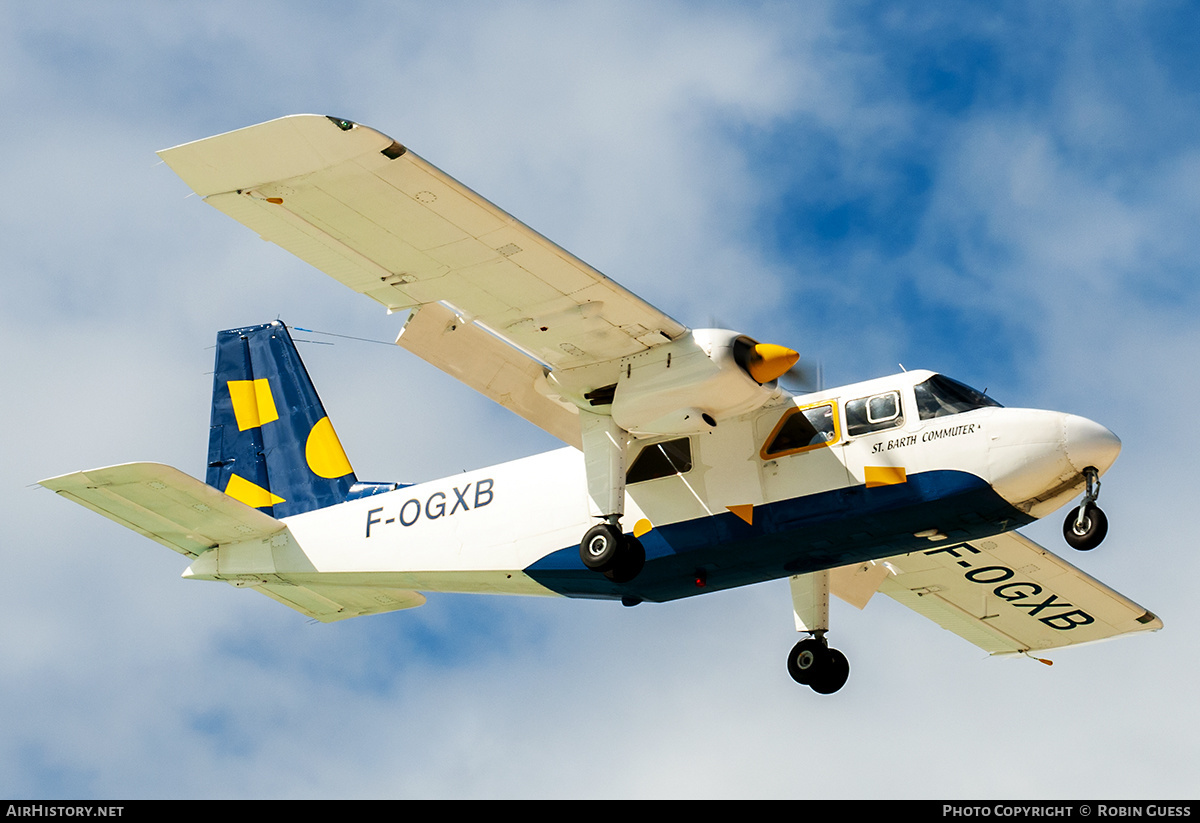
[41,115,1160,694]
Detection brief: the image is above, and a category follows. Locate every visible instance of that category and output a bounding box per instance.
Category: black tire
[810,648,850,694]
[604,536,645,584]
[1063,505,1108,551]
[787,638,826,685]
[580,523,623,572]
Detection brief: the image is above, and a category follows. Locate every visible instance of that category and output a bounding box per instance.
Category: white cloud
[3,0,1197,799]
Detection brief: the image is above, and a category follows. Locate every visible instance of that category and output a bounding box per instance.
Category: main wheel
[580,523,623,572]
[787,638,826,686]
[1063,504,1108,551]
[810,648,850,694]
[604,536,645,584]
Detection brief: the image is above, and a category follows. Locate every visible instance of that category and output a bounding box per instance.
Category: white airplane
[41,115,1161,694]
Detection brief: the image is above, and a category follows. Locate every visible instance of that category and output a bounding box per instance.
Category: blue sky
[3,1,1198,798]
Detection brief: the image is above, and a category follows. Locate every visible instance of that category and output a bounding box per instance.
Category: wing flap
[397,303,582,448]
[40,463,284,558]
[876,531,1161,655]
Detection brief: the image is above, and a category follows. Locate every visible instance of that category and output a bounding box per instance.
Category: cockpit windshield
[914,374,1002,420]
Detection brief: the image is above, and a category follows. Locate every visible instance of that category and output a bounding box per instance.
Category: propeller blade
[781,357,823,393]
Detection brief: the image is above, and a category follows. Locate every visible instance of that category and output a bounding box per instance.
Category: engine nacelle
[609,329,796,436]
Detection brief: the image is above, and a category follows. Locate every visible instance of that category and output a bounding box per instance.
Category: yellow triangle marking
[865,466,907,488]
[633,518,653,538]
[727,504,754,525]
[225,473,285,508]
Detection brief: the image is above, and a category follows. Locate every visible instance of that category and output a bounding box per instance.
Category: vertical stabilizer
[207,321,356,517]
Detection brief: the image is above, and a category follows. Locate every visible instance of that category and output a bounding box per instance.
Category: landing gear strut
[577,411,644,582]
[787,635,850,694]
[1063,467,1108,551]
[788,571,850,693]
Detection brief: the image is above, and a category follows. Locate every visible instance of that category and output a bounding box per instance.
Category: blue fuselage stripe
[523,470,1031,602]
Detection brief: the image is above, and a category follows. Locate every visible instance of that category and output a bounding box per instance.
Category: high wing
[40,463,426,622]
[832,530,1162,655]
[157,115,688,447]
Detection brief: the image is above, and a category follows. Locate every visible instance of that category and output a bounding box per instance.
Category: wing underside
[158,115,688,445]
[834,530,1161,655]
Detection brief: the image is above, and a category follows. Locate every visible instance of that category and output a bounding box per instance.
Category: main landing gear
[787,635,850,694]
[787,570,849,694]
[1063,466,1108,552]
[579,521,645,583]
[577,411,645,583]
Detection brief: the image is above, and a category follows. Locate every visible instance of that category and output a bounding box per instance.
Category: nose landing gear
[1063,467,1108,551]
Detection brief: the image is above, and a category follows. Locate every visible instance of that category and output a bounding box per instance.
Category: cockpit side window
[627,438,692,484]
[914,374,1002,420]
[761,402,839,458]
[845,391,904,436]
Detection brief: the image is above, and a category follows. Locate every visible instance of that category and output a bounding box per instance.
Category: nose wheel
[1064,504,1108,551]
[787,636,850,694]
[1063,467,1108,551]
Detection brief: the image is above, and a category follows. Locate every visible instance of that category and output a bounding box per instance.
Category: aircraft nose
[1064,415,1122,474]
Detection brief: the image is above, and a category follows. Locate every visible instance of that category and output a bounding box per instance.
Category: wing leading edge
[158,115,688,446]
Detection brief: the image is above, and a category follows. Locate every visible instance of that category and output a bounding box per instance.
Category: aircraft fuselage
[184,368,1119,605]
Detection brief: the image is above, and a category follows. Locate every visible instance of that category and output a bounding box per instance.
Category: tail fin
[207,321,357,517]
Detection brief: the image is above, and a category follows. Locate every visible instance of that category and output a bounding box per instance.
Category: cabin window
[845,391,904,436]
[627,438,692,483]
[761,402,838,458]
[914,374,1002,420]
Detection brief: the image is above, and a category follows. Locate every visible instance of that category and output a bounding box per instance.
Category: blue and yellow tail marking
[227,378,279,431]
[207,321,357,517]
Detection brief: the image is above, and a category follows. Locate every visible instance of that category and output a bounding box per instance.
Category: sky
[2,0,1198,799]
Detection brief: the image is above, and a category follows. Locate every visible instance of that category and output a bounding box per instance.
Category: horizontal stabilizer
[44,463,428,623]
[39,462,284,558]
[876,531,1161,656]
